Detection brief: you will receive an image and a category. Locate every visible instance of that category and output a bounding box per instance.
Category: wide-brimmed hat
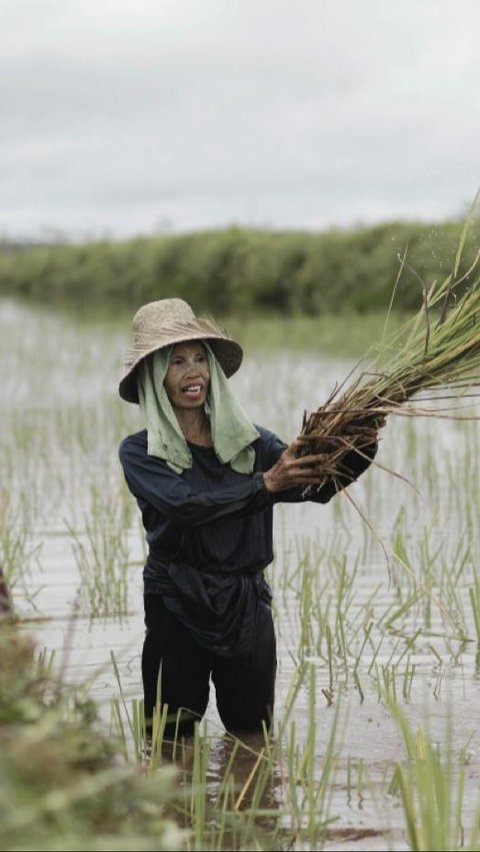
[119,298,243,403]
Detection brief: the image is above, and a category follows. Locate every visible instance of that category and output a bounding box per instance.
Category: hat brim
[119,333,243,404]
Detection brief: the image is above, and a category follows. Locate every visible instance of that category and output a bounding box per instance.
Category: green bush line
[0,219,477,314]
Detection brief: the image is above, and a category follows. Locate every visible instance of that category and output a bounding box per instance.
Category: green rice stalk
[388,697,472,851]
[299,205,480,483]
[468,572,480,641]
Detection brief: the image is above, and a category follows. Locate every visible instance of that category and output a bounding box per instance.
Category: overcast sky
[2,0,480,240]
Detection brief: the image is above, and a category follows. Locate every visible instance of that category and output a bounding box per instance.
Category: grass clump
[0,625,182,851]
[68,482,132,618]
[389,698,480,851]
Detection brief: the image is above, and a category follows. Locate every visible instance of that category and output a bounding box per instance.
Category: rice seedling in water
[0,488,42,588]
[109,657,346,850]
[387,696,480,851]
[121,708,287,849]
[280,663,341,848]
[468,570,480,643]
[68,482,132,617]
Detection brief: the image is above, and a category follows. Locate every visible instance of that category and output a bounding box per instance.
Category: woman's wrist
[262,471,276,493]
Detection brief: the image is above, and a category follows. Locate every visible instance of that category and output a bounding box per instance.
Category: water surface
[3,298,480,849]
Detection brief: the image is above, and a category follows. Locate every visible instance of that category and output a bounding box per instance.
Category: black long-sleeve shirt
[119,425,375,657]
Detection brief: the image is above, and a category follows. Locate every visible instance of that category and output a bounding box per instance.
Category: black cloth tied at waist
[146,560,272,660]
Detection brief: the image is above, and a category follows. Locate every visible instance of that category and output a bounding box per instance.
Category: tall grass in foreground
[6,623,479,852]
[107,662,480,851]
[388,697,480,851]
[111,661,343,851]
[0,625,182,852]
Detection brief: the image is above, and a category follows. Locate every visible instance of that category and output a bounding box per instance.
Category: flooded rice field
[3,297,480,850]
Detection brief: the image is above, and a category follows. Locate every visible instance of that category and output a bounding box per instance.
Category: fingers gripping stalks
[262,440,329,494]
[296,405,386,496]
[262,402,386,496]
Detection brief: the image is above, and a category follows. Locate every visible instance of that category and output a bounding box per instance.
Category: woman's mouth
[182,384,203,399]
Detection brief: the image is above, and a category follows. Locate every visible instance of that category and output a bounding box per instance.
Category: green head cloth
[137,343,259,474]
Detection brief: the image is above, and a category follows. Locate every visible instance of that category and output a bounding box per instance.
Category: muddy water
[3,298,480,849]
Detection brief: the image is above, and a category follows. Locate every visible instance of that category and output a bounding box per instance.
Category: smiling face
[163,341,210,413]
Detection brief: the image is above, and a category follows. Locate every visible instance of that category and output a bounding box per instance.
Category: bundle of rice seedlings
[299,203,480,486]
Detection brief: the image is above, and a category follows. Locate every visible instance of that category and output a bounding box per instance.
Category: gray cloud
[1,0,479,238]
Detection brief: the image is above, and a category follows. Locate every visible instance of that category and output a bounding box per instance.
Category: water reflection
[147,729,285,848]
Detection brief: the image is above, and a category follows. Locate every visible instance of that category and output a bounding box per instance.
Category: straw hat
[119,298,243,403]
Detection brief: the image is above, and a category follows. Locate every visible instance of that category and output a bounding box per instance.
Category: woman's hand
[343,413,387,448]
[263,441,327,494]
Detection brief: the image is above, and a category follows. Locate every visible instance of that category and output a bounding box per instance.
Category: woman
[119,298,379,737]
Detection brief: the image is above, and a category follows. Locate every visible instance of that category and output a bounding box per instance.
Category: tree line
[0,219,475,314]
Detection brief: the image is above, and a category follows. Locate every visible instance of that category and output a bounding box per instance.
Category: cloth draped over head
[137,342,259,474]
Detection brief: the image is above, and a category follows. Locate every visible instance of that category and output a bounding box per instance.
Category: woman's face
[163,341,210,412]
